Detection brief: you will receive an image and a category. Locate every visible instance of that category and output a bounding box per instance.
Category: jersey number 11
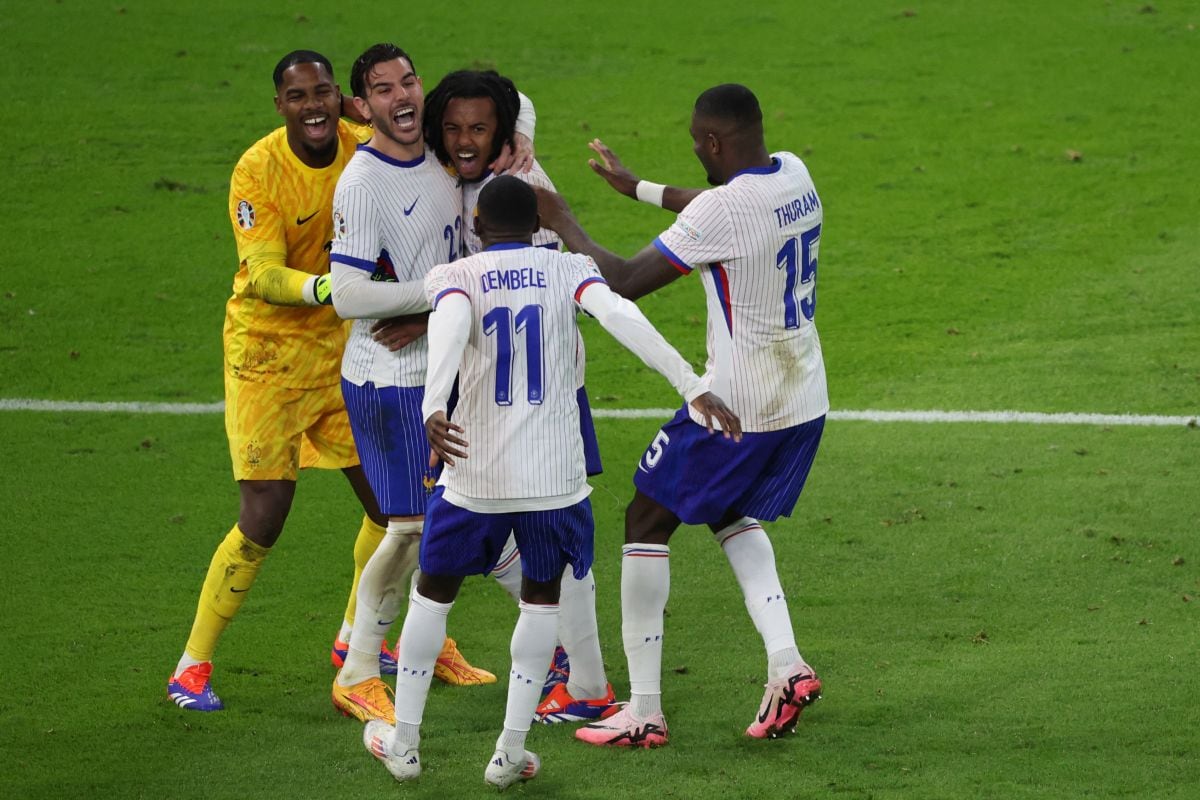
[483,304,544,406]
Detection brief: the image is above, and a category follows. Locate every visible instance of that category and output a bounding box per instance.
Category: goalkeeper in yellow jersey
[167,50,497,716]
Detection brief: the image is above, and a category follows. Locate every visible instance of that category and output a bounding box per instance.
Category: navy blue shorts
[341,380,436,517]
[419,487,595,581]
[577,385,602,477]
[633,407,825,526]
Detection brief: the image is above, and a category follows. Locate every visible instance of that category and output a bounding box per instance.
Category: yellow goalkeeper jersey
[223,120,370,388]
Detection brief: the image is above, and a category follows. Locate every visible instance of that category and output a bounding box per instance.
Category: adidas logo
[493,757,504,767]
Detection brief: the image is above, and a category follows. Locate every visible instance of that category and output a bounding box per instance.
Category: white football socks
[497,601,558,758]
[391,588,453,747]
[715,517,806,680]
[621,543,669,718]
[558,568,606,699]
[338,519,421,687]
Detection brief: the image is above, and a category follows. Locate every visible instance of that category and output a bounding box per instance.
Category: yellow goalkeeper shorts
[224,372,358,481]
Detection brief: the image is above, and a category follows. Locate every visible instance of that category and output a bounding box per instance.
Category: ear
[274,94,284,117]
[707,131,722,155]
[352,95,371,124]
[473,214,485,238]
[533,213,542,234]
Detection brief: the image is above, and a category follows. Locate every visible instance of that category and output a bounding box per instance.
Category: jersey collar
[728,156,781,183]
[357,144,426,168]
[483,241,534,252]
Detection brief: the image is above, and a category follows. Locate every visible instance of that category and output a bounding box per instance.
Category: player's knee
[520,576,561,606]
[624,493,676,545]
[237,500,290,544]
[415,572,463,604]
[237,480,294,544]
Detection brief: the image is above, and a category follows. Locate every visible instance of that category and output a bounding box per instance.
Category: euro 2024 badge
[236,199,255,229]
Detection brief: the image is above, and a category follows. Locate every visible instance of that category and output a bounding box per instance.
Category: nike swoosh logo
[296,211,319,225]
[403,198,419,216]
[377,619,394,626]
[230,587,249,593]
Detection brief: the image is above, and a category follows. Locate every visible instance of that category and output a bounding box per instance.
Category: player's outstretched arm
[577,278,742,440]
[533,187,617,269]
[587,139,704,213]
[534,188,680,300]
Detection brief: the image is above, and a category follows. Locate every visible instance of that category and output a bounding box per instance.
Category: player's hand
[587,139,639,198]
[425,411,468,467]
[491,133,534,175]
[371,312,430,351]
[688,392,743,442]
[532,186,575,235]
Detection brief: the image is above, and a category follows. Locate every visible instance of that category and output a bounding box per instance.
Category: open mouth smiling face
[276,62,341,154]
[442,96,499,181]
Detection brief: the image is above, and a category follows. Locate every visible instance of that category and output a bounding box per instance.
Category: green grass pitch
[1,2,1197,798]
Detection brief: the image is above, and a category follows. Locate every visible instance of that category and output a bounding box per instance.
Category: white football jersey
[331,145,462,387]
[460,159,561,255]
[424,244,597,507]
[459,160,589,390]
[653,151,828,432]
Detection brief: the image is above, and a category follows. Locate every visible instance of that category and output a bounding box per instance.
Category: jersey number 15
[775,224,820,328]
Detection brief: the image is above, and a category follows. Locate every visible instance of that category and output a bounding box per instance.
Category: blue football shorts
[633,406,825,526]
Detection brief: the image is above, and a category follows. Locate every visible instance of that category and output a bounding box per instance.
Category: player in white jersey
[536,84,828,746]
[361,175,740,787]
[324,43,505,724]
[420,69,616,722]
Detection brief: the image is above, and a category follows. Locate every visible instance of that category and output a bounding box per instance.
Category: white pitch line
[828,408,1197,428]
[0,398,1195,427]
[0,399,225,415]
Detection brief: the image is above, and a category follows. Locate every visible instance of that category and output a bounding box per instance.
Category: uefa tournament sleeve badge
[236,200,255,230]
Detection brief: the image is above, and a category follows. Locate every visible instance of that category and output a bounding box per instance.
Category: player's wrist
[635,181,666,207]
[303,274,333,306]
[683,382,708,404]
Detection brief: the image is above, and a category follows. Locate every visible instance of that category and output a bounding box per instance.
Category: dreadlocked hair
[423,70,521,168]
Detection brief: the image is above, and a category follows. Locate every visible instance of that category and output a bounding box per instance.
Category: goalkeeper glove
[307,273,333,306]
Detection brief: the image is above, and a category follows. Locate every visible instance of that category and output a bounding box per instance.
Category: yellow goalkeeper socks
[179,524,270,669]
[341,515,387,635]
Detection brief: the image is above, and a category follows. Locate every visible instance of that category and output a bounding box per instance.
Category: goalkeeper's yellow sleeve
[243,251,331,306]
